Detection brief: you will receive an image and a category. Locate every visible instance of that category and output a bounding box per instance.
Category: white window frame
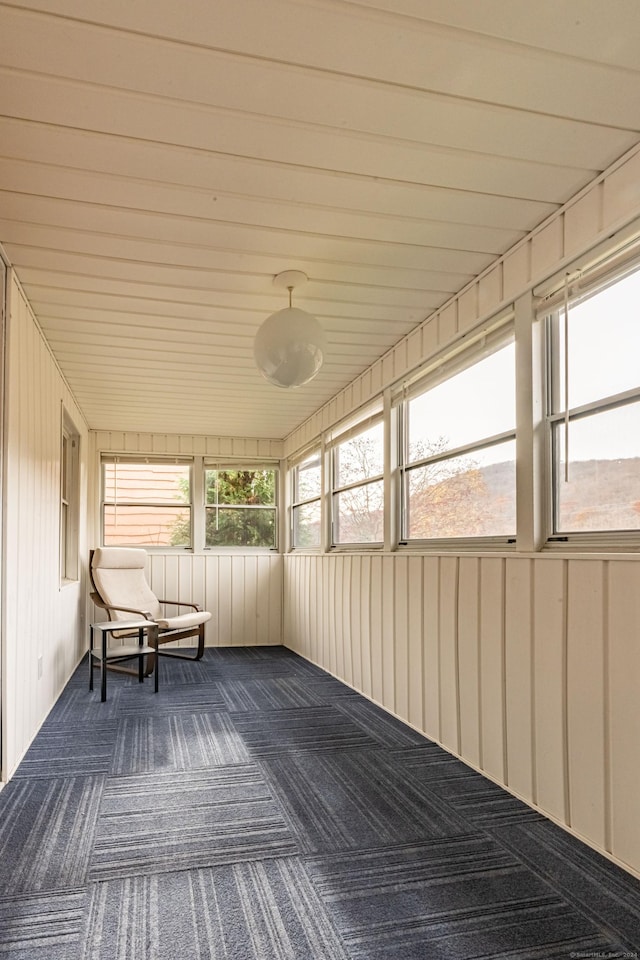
[100,455,194,550]
[100,455,281,552]
[61,409,80,582]
[290,450,322,551]
[397,324,517,550]
[543,258,640,549]
[329,416,385,549]
[203,461,279,551]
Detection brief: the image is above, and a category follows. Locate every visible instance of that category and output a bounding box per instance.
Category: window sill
[60,577,80,589]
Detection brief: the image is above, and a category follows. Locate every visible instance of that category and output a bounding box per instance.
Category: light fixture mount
[272,269,308,291]
[253,270,327,389]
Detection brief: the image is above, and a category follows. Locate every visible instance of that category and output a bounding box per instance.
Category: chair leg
[195,623,205,660]
[138,627,145,683]
[154,625,205,662]
[89,626,94,691]
[100,639,107,702]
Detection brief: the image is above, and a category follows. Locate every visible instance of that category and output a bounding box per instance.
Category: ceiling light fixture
[253,271,327,389]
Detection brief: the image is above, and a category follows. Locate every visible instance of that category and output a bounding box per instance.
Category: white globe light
[254,306,327,389]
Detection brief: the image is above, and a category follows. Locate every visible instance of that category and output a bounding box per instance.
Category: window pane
[554,403,640,532]
[406,441,516,539]
[293,501,321,547]
[335,422,384,487]
[333,480,384,543]
[206,469,276,505]
[407,343,515,462]
[104,462,190,504]
[103,505,191,546]
[61,434,69,499]
[60,502,68,578]
[555,268,640,411]
[296,454,321,501]
[206,507,276,547]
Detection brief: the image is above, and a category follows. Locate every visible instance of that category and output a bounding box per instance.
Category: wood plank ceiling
[1,0,639,439]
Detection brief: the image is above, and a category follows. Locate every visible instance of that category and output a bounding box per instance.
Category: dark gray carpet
[1,646,639,959]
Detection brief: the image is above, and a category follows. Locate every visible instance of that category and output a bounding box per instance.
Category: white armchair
[90,547,211,665]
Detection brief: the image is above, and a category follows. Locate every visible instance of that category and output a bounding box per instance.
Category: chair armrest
[157,599,202,612]
[90,592,154,619]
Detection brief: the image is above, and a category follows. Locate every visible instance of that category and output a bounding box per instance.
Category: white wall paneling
[88,549,283,651]
[566,561,607,849]
[2,272,88,780]
[457,557,480,768]
[532,559,567,824]
[148,552,283,649]
[608,561,640,870]
[283,551,640,879]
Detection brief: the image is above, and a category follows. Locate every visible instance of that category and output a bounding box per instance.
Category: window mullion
[548,386,640,423]
[332,473,384,496]
[192,457,204,553]
[405,430,516,472]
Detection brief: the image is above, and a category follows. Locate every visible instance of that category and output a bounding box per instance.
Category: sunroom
[1,2,640,956]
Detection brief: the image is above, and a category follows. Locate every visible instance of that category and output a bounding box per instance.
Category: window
[331,420,384,545]
[205,465,277,548]
[547,264,640,536]
[102,458,192,547]
[291,451,322,548]
[61,413,80,580]
[400,337,516,541]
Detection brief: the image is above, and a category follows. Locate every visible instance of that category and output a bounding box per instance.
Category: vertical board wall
[2,273,88,780]
[283,553,640,877]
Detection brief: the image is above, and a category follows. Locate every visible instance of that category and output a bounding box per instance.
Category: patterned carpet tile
[0,777,104,894]
[115,682,225,716]
[89,766,298,880]
[395,742,483,779]
[13,722,118,779]
[488,819,640,951]
[45,688,125,723]
[0,889,85,960]
[84,859,348,960]
[305,839,630,960]
[3,646,640,959]
[110,712,250,774]
[230,705,377,757]
[299,675,364,702]
[261,751,468,854]
[219,677,325,712]
[334,698,432,748]
[152,656,218,685]
[207,645,294,663]
[398,751,544,826]
[196,647,324,681]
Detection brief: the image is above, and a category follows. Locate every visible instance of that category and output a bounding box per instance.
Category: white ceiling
[1,0,639,439]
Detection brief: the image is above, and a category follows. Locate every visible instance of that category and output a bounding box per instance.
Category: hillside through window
[331,421,384,545]
[292,452,322,548]
[548,265,640,535]
[401,339,516,541]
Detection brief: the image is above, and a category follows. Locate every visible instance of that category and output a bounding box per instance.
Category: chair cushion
[92,547,147,569]
[156,611,212,631]
[92,549,161,621]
